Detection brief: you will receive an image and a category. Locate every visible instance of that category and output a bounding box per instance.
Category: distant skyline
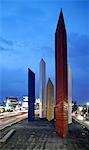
[0,0,89,104]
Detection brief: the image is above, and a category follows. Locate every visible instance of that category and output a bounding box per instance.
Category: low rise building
[22,96,28,110]
[5,97,18,111]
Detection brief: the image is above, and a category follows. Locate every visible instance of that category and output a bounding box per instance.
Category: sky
[0,0,89,105]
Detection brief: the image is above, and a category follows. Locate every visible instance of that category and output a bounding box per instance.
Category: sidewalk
[1,119,89,150]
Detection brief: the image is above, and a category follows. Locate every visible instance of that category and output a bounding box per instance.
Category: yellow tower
[46,78,54,121]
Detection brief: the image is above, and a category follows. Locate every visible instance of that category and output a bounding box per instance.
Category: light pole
[86,102,89,117]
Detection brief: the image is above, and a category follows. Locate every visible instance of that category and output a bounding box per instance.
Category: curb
[0,129,15,143]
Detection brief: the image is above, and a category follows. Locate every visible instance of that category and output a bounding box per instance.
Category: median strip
[0,129,15,143]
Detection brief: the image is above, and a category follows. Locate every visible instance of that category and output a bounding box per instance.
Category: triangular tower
[39,58,46,118]
[56,8,66,33]
[55,8,68,138]
[46,78,54,121]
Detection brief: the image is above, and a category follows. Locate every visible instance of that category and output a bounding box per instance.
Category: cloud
[0,46,9,51]
[0,45,16,52]
[0,37,26,52]
[0,37,13,46]
[0,36,14,52]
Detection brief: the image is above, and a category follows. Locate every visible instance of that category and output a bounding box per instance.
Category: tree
[72,101,78,112]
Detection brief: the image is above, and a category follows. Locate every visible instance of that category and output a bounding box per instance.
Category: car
[0,106,5,113]
[5,106,13,112]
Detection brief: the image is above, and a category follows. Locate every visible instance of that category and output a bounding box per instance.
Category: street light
[86,102,89,117]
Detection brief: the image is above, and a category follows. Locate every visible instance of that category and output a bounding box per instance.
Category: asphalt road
[0,111,27,129]
[73,116,89,130]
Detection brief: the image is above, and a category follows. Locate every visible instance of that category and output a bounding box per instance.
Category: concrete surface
[0,119,89,150]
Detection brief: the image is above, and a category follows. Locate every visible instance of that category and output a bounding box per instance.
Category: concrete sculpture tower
[46,78,54,121]
[55,8,68,138]
[39,59,46,118]
[28,68,35,121]
[68,64,72,124]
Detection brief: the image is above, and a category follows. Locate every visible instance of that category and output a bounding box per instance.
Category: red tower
[55,8,68,138]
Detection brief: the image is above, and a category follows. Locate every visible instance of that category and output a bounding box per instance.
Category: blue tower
[28,68,35,121]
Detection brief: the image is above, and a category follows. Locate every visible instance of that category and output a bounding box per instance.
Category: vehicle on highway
[5,106,13,112]
[0,106,5,113]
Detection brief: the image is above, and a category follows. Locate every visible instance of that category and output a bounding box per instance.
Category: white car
[0,106,5,113]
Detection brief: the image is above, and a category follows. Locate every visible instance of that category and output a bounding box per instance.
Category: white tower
[39,59,46,118]
[68,64,72,124]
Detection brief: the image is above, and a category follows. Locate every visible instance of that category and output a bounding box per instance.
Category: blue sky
[0,0,89,104]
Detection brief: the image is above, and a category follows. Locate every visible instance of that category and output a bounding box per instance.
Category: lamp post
[86,102,89,117]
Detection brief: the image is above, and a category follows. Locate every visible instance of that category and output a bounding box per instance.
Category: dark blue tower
[28,68,35,121]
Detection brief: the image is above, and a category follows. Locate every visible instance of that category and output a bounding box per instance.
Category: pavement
[0,119,89,150]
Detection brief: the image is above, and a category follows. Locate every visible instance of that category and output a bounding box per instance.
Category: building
[35,98,41,117]
[68,64,72,124]
[55,8,68,138]
[5,97,18,111]
[39,59,46,118]
[46,78,54,121]
[22,96,28,110]
[28,68,35,121]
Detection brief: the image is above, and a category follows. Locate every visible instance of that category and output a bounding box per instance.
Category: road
[73,114,89,130]
[0,111,28,129]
